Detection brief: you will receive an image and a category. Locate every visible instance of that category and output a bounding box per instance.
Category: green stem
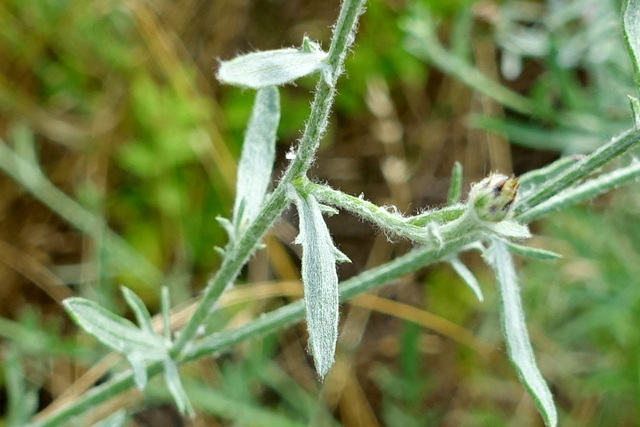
[298,179,481,246]
[517,160,640,222]
[29,237,469,427]
[515,127,640,214]
[185,237,470,360]
[170,0,368,359]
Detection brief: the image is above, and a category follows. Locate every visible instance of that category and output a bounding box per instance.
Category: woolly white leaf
[485,239,557,427]
[217,40,328,89]
[291,188,349,378]
[233,87,280,231]
[448,257,483,302]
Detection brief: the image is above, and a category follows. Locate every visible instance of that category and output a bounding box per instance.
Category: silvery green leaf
[120,286,154,335]
[504,241,561,261]
[623,0,640,87]
[216,216,235,242]
[319,204,339,216]
[64,298,166,356]
[290,188,349,379]
[487,220,531,240]
[448,257,483,302]
[484,239,557,427]
[628,95,640,128]
[217,39,328,89]
[447,161,463,203]
[163,357,195,417]
[232,87,280,231]
[161,286,171,341]
[126,352,148,390]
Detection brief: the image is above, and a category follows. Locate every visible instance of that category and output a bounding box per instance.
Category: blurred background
[1,0,639,425]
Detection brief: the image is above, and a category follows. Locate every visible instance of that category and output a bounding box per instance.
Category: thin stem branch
[515,127,640,213]
[29,237,469,427]
[517,159,640,222]
[166,0,368,360]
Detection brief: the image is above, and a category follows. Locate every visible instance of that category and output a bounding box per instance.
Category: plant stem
[515,127,640,213]
[171,0,368,358]
[184,237,471,360]
[517,159,640,222]
[29,237,469,427]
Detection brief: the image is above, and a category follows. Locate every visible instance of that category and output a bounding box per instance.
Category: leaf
[232,87,280,231]
[217,38,328,89]
[4,349,38,427]
[447,161,463,203]
[161,286,171,341]
[484,239,557,427]
[623,0,640,88]
[290,187,349,379]
[120,286,154,334]
[486,220,531,240]
[628,95,640,128]
[448,257,483,302]
[163,357,195,417]
[504,241,561,261]
[64,298,166,355]
[126,351,149,390]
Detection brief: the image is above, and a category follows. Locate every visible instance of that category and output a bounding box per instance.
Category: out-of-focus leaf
[121,286,154,334]
[163,357,195,417]
[63,297,167,389]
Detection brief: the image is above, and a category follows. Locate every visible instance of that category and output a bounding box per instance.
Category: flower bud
[470,173,519,222]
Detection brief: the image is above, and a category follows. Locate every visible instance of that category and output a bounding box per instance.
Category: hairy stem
[170,0,368,356]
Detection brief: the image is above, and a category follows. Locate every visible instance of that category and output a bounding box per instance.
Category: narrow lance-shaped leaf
[161,286,171,341]
[290,187,350,379]
[484,239,557,427]
[63,298,166,356]
[121,286,154,335]
[232,87,280,231]
[448,257,483,302]
[163,357,195,417]
[217,37,328,89]
[623,0,640,89]
[447,161,463,203]
[628,95,640,128]
[63,298,168,389]
[504,240,561,261]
